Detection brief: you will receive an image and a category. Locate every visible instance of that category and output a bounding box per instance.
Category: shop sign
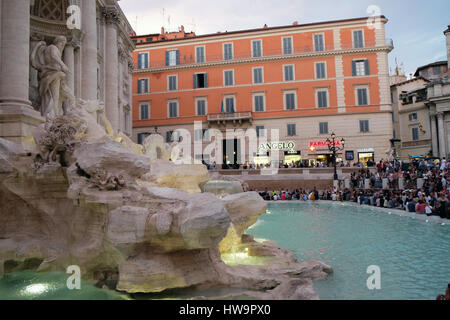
[259,141,295,152]
[357,148,374,153]
[284,150,301,156]
[309,140,342,148]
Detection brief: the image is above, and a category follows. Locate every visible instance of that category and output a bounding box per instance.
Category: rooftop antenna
[135,15,138,34]
[162,8,166,31]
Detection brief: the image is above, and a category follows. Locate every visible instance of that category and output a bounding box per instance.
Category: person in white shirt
[440,158,446,171]
[425,202,433,216]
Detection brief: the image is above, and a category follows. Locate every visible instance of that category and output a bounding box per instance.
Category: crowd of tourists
[253,158,450,220]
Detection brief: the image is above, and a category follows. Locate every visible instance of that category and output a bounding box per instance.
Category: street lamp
[326,132,345,181]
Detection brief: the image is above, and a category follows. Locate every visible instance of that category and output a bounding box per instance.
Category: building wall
[132,17,393,165]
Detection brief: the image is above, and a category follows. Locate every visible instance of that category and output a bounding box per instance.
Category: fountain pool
[246,201,450,300]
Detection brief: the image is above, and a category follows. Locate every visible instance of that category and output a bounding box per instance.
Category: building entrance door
[223,139,241,167]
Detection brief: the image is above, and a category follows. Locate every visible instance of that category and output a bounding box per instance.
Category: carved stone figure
[31,36,75,119]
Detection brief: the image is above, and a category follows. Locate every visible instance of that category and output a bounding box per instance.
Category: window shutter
[176,50,180,65]
[137,80,141,94]
[364,60,370,75]
[193,74,197,89]
[144,54,149,68]
[165,51,169,66]
[138,54,142,69]
[352,61,357,76]
[204,73,208,88]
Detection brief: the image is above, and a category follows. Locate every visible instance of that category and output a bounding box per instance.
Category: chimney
[293,21,299,26]
[161,27,165,35]
[445,25,450,71]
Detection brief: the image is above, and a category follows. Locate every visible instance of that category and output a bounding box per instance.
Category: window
[254,94,265,112]
[193,73,208,89]
[145,38,153,43]
[409,113,418,121]
[284,65,294,81]
[353,30,364,48]
[223,43,233,60]
[285,92,297,110]
[137,78,149,94]
[256,125,265,137]
[140,103,149,120]
[166,131,180,143]
[315,62,326,79]
[356,87,369,106]
[137,52,149,69]
[282,37,293,55]
[224,70,234,86]
[412,127,419,141]
[196,99,207,116]
[352,59,370,76]
[196,46,205,63]
[137,132,152,145]
[224,97,235,113]
[287,124,296,136]
[319,122,328,134]
[168,75,177,91]
[253,67,263,84]
[360,120,370,133]
[168,101,178,118]
[165,50,179,66]
[194,129,210,141]
[317,89,328,108]
[314,34,324,52]
[252,40,262,57]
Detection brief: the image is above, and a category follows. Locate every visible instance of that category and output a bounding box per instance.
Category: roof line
[132,15,387,43]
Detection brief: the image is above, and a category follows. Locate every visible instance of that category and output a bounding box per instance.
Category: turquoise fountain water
[247,201,450,300]
[0,271,126,300]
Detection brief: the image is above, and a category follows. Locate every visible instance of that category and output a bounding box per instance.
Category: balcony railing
[136,39,393,71]
[207,111,253,123]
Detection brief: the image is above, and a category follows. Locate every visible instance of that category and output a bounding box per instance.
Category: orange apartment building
[131,17,394,167]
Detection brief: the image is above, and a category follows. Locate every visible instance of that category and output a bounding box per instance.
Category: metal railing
[136,39,393,70]
[207,111,253,122]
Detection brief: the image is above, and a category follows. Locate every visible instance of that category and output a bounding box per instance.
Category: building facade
[132,17,394,167]
[390,76,431,160]
[390,26,450,160]
[0,0,135,148]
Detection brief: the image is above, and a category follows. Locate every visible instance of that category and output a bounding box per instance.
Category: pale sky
[119,0,450,76]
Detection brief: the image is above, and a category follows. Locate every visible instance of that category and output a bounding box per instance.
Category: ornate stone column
[0,0,32,107]
[437,112,446,158]
[0,0,43,147]
[81,0,98,101]
[103,7,120,133]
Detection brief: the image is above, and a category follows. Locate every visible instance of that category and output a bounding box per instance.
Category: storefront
[253,151,270,166]
[307,140,343,166]
[357,148,375,166]
[284,151,302,165]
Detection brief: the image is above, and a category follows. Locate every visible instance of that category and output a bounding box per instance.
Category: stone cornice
[133,45,393,74]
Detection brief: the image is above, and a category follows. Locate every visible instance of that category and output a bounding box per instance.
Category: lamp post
[326,132,346,181]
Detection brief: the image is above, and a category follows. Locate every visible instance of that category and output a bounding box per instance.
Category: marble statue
[31,36,75,119]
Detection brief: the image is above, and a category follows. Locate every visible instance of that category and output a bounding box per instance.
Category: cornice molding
[133,45,393,74]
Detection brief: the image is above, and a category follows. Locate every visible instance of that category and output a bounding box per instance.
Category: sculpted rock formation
[139,160,210,193]
[0,110,332,299]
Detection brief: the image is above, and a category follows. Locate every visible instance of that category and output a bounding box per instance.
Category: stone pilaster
[437,112,446,158]
[81,0,98,101]
[103,7,121,133]
[0,0,44,148]
[430,114,439,157]
[335,55,345,113]
[333,28,341,50]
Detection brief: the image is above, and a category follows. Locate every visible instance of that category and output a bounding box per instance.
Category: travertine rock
[140,160,209,193]
[202,180,243,195]
[0,137,332,299]
[221,192,267,239]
